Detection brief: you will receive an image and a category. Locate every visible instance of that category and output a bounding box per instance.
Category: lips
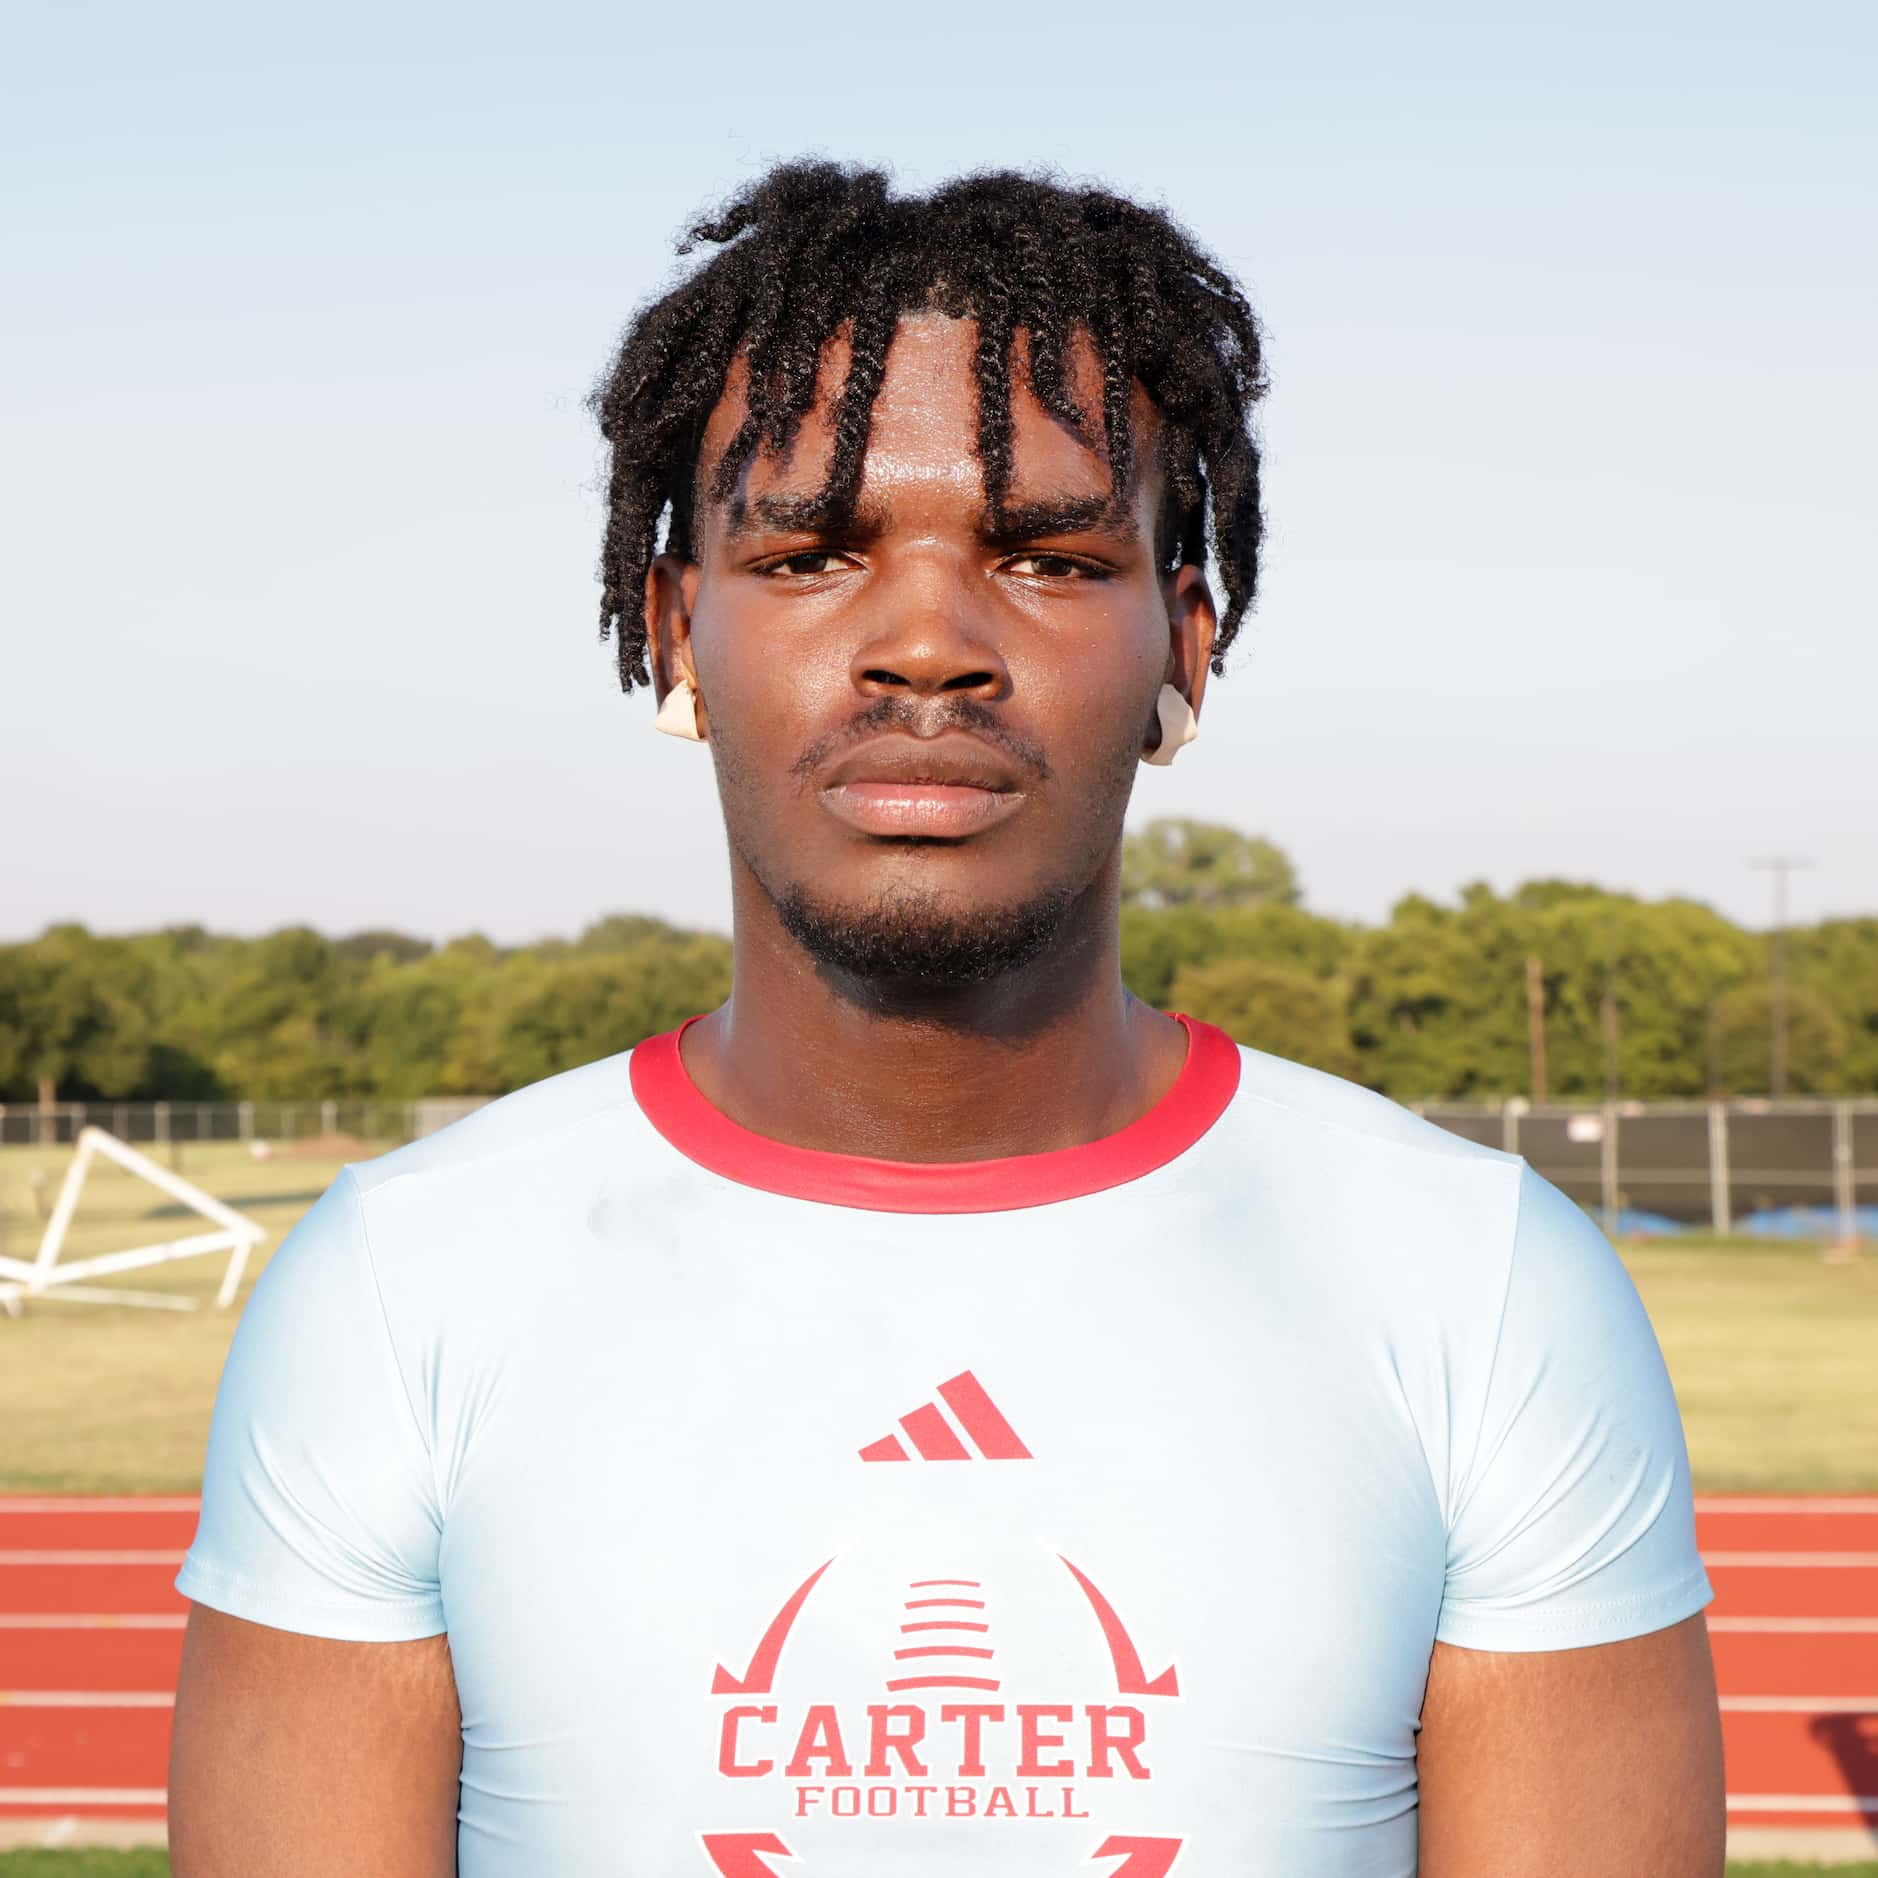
[818,734,1028,840]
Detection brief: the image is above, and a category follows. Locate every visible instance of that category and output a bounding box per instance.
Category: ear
[645,552,707,727]
[1160,562,1218,720]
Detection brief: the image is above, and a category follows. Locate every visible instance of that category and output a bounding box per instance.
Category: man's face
[650,314,1215,988]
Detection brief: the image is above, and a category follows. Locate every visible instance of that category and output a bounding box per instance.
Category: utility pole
[1750,857,1812,1097]
[1525,955,1548,1103]
[1602,917,1621,1102]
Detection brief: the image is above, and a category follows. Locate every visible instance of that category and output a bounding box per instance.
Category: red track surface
[1,1497,1873,1839]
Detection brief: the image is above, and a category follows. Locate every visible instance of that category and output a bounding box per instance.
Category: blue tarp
[1735,1203,1878,1241]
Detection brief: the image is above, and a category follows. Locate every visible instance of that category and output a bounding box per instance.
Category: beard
[769,875,1082,988]
[709,688,1130,993]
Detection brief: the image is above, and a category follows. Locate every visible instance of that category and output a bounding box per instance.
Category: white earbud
[1141,683,1198,766]
[654,676,707,742]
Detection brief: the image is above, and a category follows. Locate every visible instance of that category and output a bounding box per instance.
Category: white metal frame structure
[0,1127,266,1318]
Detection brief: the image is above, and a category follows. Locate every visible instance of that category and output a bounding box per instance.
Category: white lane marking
[0,1614,185,1629]
[1697,1497,1878,1514]
[0,1498,200,1514]
[2,1495,1857,1519]
[1710,1616,1878,1633]
[0,1789,167,1805]
[1725,1795,1878,1815]
[1702,1552,1878,1567]
[1719,1695,1878,1712]
[0,1551,186,1566]
[0,1819,169,1849]
[0,1691,173,1708]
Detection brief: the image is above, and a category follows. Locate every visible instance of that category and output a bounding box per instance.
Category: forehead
[693,312,1162,520]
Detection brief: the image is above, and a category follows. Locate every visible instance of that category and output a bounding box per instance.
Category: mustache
[789,694,1054,784]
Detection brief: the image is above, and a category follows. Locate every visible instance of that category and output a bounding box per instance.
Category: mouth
[817,734,1030,841]
[821,779,1025,839]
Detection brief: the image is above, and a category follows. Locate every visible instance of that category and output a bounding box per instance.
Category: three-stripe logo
[858,1369,1032,1462]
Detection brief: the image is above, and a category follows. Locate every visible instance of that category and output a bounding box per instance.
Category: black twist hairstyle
[588,160,1268,693]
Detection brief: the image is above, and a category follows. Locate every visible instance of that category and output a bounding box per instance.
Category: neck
[678,855,1188,1163]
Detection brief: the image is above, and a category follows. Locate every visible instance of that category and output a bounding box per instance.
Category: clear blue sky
[5,0,1872,942]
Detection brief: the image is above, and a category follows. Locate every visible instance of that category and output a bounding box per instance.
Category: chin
[771,876,1081,988]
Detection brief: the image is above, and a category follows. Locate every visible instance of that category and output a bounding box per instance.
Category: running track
[1,1497,1874,1858]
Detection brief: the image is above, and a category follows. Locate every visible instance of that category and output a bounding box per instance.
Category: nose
[848,561,1010,704]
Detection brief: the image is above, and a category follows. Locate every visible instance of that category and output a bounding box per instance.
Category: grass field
[0,1141,1874,1494]
[1630,1235,1878,1492]
[0,1143,360,1493]
[0,1854,1866,1877]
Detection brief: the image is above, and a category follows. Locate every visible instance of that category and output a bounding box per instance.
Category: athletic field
[0,1142,1873,1866]
[3,1143,1872,1496]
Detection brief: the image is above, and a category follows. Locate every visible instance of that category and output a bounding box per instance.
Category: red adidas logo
[859,1369,1032,1462]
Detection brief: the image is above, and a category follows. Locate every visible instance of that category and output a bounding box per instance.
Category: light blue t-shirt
[178,1016,1711,1876]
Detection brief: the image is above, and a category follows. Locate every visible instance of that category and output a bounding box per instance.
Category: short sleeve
[1434,1163,1713,1651]
[175,1170,446,1640]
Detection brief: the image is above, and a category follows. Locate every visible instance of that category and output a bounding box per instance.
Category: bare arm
[1416,1613,1724,1877]
[169,1604,462,1878]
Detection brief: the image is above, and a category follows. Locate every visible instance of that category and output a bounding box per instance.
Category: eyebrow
[980,494,1138,549]
[726,487,1137,547]
[728,491,888,540]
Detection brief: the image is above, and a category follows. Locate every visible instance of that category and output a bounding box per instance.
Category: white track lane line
[0,1614,185,1629]
[0,1692,173,1708]
[1701,1551,1878,1566]
[1709,1616,1878,1632]
[0,1498,200,1514]
[1718,1695,1878,1712]
[1695,1497,1878,1514]
[0,1551,186,1566]
[0,1789,167,1806]
[1,1495,1860,1514]
[1726,1795,1878,1814]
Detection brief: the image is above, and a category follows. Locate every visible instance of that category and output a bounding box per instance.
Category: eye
[1004,552,1103,579]
[761,550,850,577]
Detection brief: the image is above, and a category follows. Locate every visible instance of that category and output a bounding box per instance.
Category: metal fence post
[1834,1101,1858,1251]
[1602,1100,1621,1236]
[1708,1103,1733,1236]
[2,1093,1864,1242]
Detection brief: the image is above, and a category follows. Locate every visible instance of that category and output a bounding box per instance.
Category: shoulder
[1215,1052,1616,1291]
[1201,1043,1531,1305]
[329,1049,653,1307]
[1222,1041,1520,1176]
[348,1048,641,1203]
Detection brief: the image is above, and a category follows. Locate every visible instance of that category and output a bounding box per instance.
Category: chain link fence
[2,1093,1871,1243]
[0,1097,487,1151]
[1419,1097,1875,1241]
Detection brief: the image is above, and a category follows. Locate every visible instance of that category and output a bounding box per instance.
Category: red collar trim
[628,1013,1241,1214]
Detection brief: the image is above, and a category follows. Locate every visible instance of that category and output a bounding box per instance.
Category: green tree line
[2,824,1873,1103]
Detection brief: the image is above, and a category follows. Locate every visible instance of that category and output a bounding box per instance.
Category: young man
[169,163,1723,1875]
